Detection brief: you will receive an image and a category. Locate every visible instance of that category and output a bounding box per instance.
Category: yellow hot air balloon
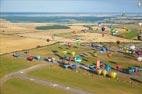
[96,69,102,75]
[63,51,68,55]
[94,52,98,57]
[71,51,76,57]
[102,70,108,76]
[109,72,117,79]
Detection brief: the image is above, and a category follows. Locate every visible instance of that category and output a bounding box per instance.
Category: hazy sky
[0,0,142,12]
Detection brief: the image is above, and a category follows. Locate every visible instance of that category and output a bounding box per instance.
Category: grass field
[29,65,142,94]
[116,25,140,39]
[1,42,142,94]
[119,29,138,39]
[28,43,142,68]
[27,43,142,94]
[1,78,73,94]
[0,54,37,78]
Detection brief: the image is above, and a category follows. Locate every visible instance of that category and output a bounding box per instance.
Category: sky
[0,0,142,13]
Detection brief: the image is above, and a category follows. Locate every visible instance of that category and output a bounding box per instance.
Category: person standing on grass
[101,26,106,37]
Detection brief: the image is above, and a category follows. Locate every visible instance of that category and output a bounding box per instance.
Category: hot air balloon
[105,64,111,72]
[96,60,100,69]
[102,70,108,76]
[109,72,117,79]
[96,69,102,75]
[75,55,82,63]
[71,51,76,57]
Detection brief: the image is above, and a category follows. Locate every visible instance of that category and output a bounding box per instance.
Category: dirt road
[0,63,92,94]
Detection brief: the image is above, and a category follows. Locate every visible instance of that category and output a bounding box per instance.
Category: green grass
[117,25,139,39]
[121,30,138,39]
[1,43,142,94]
[1,78,73,94]
[29,65,142,94]
[36,25,70,30]
[1,42,141,78]
[56,32,73,39]
[0,55,37,78]
[29,43,142,68]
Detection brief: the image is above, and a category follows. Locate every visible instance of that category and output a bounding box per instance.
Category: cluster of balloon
[95,60,117,78]
[96,60,103,75]
[128,67,139,74]
[62,50,76,62]
[123,46,133,54]
[110,27,118,36]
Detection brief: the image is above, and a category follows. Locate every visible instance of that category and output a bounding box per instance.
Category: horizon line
[1,12,142,14]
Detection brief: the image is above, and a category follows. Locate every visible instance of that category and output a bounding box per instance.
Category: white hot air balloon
[137,57,142,62]
[130,45,136,50]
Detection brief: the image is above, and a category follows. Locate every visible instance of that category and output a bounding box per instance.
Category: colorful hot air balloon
[75,40,80,47]
[102,70,108,76]
[105,64,111,72]
[96,69,102,75]
[75,55,82,63]
[109,72,117,79]
[96,60,100,69]
[63,51,68,56]
[71,51,76,57]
